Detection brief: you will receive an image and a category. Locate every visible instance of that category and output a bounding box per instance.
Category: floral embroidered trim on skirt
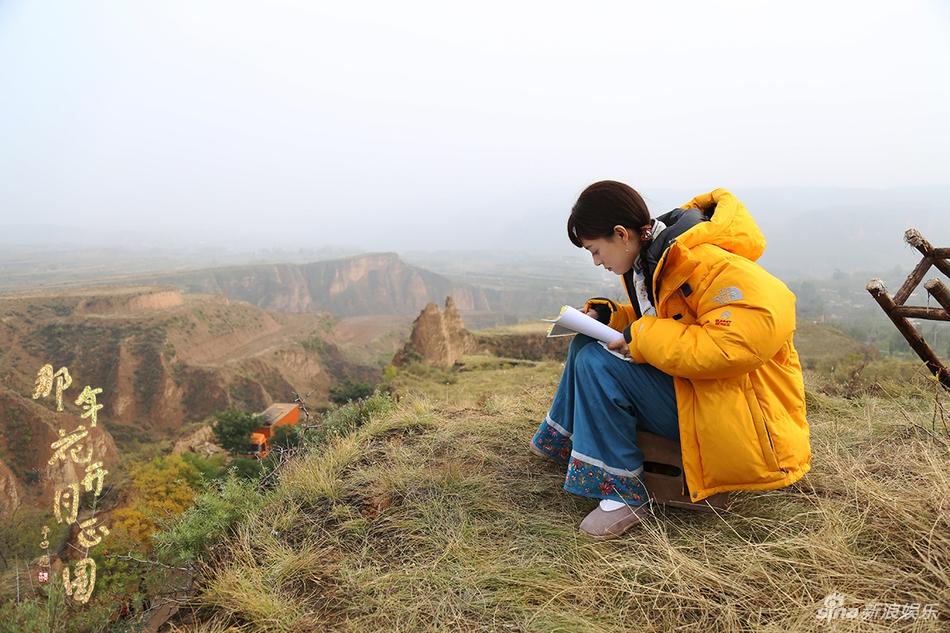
[530,334,679,505]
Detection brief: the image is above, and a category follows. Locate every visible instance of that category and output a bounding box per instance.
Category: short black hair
[567,180,651,248]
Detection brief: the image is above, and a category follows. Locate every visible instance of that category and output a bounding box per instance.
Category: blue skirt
[531,334,679,505]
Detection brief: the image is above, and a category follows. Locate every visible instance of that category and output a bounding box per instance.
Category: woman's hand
[607,337,631,359]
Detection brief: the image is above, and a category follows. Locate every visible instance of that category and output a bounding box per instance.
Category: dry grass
[176,354,949,632]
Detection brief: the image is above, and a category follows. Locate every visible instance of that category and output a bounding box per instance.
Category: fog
[1,1,948,254]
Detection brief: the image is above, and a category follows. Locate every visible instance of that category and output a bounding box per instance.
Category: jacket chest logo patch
[715,310,732,327]
[712,286,743,305]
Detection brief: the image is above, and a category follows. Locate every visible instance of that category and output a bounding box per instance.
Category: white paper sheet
[542,306,631,362]
[542,305,625,345]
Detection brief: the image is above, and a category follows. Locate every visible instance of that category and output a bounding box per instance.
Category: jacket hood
[675,188,766,261]
[629,189,765,309]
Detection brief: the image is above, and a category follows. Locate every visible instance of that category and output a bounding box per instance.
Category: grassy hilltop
[140,329,950,633]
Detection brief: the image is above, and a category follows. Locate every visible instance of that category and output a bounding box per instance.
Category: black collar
[623,209,709,312]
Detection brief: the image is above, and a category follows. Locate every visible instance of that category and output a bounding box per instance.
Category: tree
[180,451,228,482]
[329,378,374,404]
[212,408,262,454]
[270,424,302,451]
[108,454,201,551]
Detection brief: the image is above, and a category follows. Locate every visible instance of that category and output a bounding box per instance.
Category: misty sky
[1,1,948,251]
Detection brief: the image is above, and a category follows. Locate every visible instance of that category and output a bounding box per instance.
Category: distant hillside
[136,252,493,315]
[132,252,585,324]
[0,286,375,512]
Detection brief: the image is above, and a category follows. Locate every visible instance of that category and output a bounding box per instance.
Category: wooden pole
[891,306,950,321]
[893,257,932,306]
[924,278,950,314]
[867,279,950,391]
[906,229,950,279]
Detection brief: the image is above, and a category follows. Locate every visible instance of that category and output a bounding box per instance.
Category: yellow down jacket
[602,188,810,501]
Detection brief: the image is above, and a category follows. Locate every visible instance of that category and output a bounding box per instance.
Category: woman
[530,181,811,539]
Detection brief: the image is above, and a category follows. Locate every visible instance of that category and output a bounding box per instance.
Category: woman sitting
[530,181,811,539]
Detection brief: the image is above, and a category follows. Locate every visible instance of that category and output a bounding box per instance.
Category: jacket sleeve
[625,258,795,379]
[584,297,638,333]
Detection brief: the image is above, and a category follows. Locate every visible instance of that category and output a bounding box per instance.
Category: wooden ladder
[866,229,950,392]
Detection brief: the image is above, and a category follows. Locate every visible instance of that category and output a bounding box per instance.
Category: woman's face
[580,226,640,275]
